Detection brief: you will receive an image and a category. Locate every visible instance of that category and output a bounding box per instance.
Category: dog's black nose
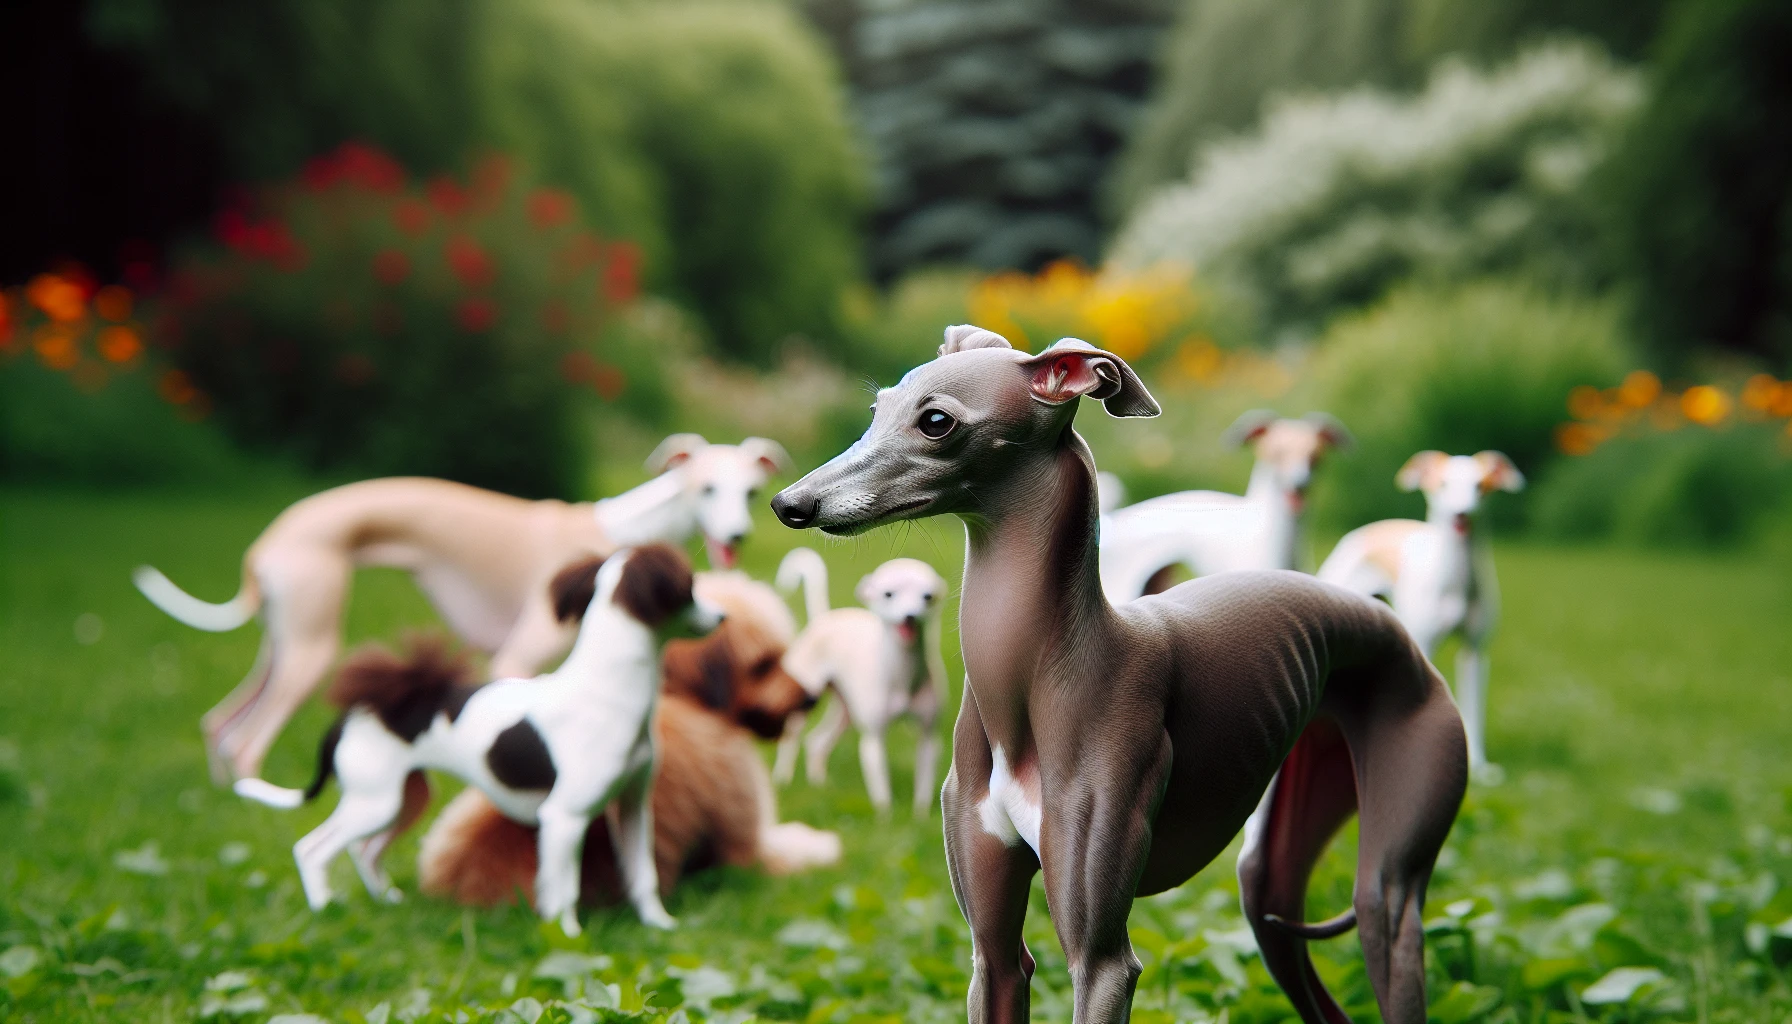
[771,489,817,529]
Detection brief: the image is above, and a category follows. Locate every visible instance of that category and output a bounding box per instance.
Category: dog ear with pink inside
[739,437,793,477]
[1395,451,1450,493]
[1223,409,1279,448]
[1021,339,1161,419]
[646,433,709,474]
[1474,450,1526,493]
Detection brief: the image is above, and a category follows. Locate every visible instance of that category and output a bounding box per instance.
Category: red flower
[471,154,514,204]
[372,249,411,287]
[427,177,472,218]
[444,235,495,289]
[560,350,596,384]
[603,241,642,304]
[455,297,497,333]
[334,142,405,194]
[301,154,343,192]
[392,198,432,237]
[527,189,576,229]
[540,300,570,335]
[591,362,626,400]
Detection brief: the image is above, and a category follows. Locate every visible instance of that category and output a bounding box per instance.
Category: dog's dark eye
[884,590,894,599]
[751,655,778,677]
[917,409,955,439]
[701,484,716,497]
[923,592,934,603]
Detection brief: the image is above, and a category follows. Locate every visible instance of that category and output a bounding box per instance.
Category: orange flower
[27,274,85,322]
[1566,385,1604,421]
[1555,421,1608,456]
[158,369,200,405]
[97,326,142,364]
[1680,385,1731,426]
[94,285,133,322]
[1617,370,1661,408]
[34,326,79,370]
[1740,374,1781,414]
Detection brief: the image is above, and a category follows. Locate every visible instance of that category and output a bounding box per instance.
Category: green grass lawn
[3,484,1791,1023]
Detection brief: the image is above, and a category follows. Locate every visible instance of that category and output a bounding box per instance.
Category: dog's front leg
[608,768,677,929]
[535,802,590,937]
[772,710,807,785]
[1040,729,1171,1024]
[942,699,1037,1024]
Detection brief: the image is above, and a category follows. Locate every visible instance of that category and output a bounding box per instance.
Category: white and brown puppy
[233,545,718,936]
[134,433,789,785]
[415,571,842,910]
[772,549,948,817]
[1318,450,1525,778]
[1098,410,1351,602]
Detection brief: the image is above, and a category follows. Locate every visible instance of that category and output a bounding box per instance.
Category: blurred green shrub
[88,0,865,362]
[1599,0,1792,359]
[160,144,655,496]
[1111,42,1642,343]
[1532,426,1792,547]
[1303,281,1633,530]
[0,275,250,485]
[1112,0,1412,216]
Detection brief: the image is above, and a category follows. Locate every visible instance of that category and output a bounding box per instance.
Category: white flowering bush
[1110,41,1643,339]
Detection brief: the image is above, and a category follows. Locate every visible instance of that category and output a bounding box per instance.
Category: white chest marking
[977,746,1042,856]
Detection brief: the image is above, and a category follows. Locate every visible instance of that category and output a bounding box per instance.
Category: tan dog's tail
[132,565,260,632]
[775,547,830,625]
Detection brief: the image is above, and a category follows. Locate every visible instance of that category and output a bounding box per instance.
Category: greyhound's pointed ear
[1223,409,1279,448]
[1475,450,1526,493]
[1304,412,1354,451]
[940,324,1013,355]
[1022,339,1161,418]
[1395,450,1449,492]
[740,437,792,476]
[646,433,708,473]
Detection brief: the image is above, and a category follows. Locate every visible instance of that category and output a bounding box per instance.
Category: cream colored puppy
[134,433,789,784]
[772,549,948,816]
[1318,450,1524,778]
[1099,410,1351,602]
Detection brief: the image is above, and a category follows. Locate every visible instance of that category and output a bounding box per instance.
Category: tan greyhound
[771,326,1466,1024]
[135,434,789,784]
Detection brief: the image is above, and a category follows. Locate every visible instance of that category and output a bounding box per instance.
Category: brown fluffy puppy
[417,571,838,908]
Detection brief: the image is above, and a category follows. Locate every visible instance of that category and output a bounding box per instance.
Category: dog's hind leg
[202,628,273,784]
[608,771,677,930]
[803,698,851,785]
[1238,716,1359,1024]
[349,771,431,903]
[1342,681,1467,1024]
[772,710,807,785]
[294,787,406,911]
[858,729,893,814]
[220,561,348,781]
[912,716,942,818]
[1454,642,1491,779]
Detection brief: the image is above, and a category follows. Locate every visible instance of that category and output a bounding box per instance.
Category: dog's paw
[639,906,678,931]
[383,887,405,905]
[557,909,583,938]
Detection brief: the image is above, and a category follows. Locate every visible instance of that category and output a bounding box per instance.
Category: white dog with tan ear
[1318,450,1525,778]
[133,433,789,784]
[771,549,948,817]
[1098,410,1352,602]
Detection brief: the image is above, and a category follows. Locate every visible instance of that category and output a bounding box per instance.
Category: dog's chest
[978,745,1042,856]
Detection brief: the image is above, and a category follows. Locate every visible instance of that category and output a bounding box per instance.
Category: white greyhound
[1098,410,1351,602]
[1318,450,1525,778]
[771,548,949,816]
[134,433,788,783]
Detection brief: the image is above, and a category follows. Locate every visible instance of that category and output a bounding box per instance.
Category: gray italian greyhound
[771,326,1467,1024]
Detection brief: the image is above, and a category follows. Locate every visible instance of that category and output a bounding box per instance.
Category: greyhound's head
[772,325,1158,535]
[1224,410,1352,510]
[1396,450,1525,532]
[856,558,948,645]
[647,434,792,569]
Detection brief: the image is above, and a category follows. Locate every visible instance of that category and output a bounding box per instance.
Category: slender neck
[1244,460,1300,570]
[594,471,694,546]
[553,604,660,704]
[957,427,1117,703]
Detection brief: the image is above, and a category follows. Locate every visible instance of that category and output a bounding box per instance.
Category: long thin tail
[132,565,259,632]
[776,547,830,625]
[231,715,344,809]
[1264,908,1357,939]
